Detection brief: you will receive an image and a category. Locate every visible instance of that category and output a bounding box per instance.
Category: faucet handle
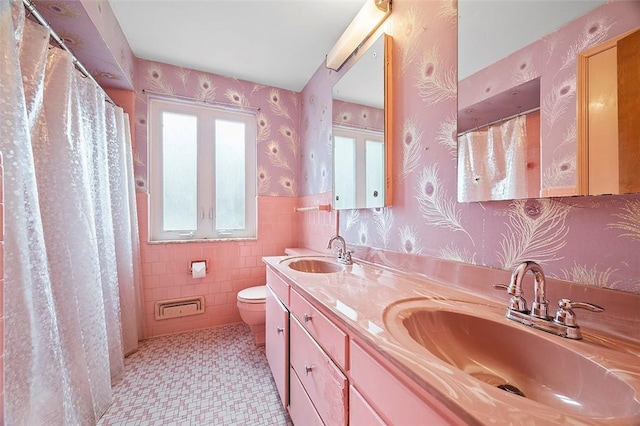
[493,284,527,312]
[554,298,604,327]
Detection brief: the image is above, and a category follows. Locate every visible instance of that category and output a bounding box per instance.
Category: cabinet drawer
[349,385,385,426]
[289,366,324,426]
[290,316,348,426]
[265,286,288,408]
[267,267,289,305]
[350,340,462,425]
[290,288,348,369]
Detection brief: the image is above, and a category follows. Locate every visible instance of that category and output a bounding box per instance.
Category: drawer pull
[304,365,314,375]
[304,313,313,322]
[276,326,284,334]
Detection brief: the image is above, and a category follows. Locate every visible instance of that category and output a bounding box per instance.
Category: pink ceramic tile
[0,243,4,296]
[141,262,152,276]
[164,260,184,274]
[137,196,298,337]
[207,282,221,294]
[150,262,166,275]
[178,285,195,297]
[165,286,182,300]
[151,288,167,301]
[0,277,4,317]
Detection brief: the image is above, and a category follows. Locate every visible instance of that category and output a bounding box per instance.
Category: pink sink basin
[384,298,640,420]
[285,258,345,274]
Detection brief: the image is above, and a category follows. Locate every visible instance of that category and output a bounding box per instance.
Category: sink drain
[497,384,526,397]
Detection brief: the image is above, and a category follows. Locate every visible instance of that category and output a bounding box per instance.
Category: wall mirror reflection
[332,33,392,210]
[457,1,640,202]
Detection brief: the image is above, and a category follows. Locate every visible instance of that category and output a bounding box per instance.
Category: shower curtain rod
[457,106,540,137]
[22,0,117,107]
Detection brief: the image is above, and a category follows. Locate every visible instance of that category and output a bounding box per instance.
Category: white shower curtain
[0,0,142,423]
[458,114,528,202]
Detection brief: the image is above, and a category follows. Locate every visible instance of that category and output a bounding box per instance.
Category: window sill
[147,237,257,245]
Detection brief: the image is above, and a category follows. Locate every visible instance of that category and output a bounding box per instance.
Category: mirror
[332,33,392,210]
[457,1,640,202]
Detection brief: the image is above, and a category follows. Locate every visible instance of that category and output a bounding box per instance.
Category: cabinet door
[290,288,348,369]
[290,316,348,425]
[266,285,288,408]
[350,340,463,425]
[350,385,385,425]
[267,267,289,305]
[617,28,640,193]
[289,366,324,426]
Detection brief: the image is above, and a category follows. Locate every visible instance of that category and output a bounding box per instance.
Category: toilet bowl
[237,285,266,346]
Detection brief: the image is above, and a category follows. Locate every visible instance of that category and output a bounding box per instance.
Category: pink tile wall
[131,56,305,337]
[137,193,298,337]
[295,192,336,254]
[0,152,4,420]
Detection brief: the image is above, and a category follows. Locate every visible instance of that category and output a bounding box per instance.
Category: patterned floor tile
[98,324,292,426]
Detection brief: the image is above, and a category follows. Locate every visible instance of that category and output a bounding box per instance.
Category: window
[149,98,256,241]
[333,127,384,209]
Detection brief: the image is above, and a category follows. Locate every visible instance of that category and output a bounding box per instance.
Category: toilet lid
[238,285,266,303]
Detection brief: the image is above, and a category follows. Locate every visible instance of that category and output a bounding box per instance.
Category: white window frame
[333,126,384,209]
[149,97,257,241]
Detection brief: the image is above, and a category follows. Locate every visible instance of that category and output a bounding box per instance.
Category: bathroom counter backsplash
[263,253,640,425]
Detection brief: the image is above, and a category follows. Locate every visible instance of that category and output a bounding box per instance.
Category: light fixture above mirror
[326,0,392,72]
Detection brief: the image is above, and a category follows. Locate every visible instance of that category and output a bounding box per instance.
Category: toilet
[237,285,267,346]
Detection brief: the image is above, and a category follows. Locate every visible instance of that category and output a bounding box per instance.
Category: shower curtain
[458,114,528,202]
[0,0,142,423]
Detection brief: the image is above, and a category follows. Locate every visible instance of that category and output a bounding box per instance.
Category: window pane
[162,112,198,231]
[366,139,384,207]
[215,119,246,230]
[334,135,356,209]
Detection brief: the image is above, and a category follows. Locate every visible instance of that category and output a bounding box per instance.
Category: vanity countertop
[263,254,640,425]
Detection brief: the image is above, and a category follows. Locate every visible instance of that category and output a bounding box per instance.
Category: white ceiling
[108,0,366,92]
[458,0,606,80]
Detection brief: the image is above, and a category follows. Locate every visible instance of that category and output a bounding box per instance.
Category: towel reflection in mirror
[458,115,534,202]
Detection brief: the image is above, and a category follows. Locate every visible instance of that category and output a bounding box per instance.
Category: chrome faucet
[495,261,604,340]
[327,235,352,265]
[508,261,549,319]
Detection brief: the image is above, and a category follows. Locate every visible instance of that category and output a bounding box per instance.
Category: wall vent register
[155,296,206,320]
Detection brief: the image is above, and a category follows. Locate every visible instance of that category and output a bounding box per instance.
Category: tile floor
[98,324,292,426]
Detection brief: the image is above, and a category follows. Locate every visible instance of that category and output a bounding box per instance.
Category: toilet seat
[237,285,266,304]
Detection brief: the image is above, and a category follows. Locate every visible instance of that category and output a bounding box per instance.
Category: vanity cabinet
[265,285,288,408]
[289,366,324,425]
[349,385,385,425]
[290,288,348,368]
[265,264,463,425]
[289,287,348,424]
[350,340,463,425]
[289,316,348,425]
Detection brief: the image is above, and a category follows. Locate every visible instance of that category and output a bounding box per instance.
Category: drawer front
[267,267,289,305]
[265,286,289,408]
[290,316,348,426]
[290,288,348,369]
[349,385,385,426]
[350,340,462,425]
[289,366,324,426]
